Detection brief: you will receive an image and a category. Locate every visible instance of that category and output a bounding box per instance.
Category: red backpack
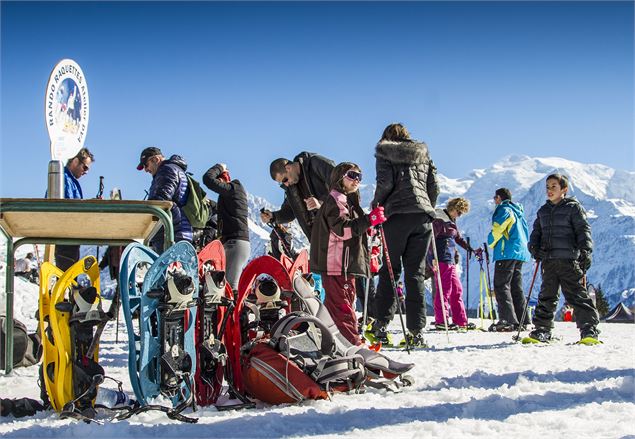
[241,313,366,404]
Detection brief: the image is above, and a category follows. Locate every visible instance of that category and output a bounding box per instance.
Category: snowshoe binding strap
[166,273,196,309]
[269,312,335,356]
[203,271,226,305]
[71,286,107,324]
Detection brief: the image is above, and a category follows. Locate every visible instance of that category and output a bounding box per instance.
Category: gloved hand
[529,245,546,261]
[367,227,377,237]
[368,206,387,227]
[473,248,483,259]
[578,250,592,272]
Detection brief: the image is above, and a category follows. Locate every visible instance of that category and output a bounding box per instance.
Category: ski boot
[578,325,602,345]
[358,316,374,335]
[457,322,476,332]
[364,321,393,348]
[399,330,429,349]
[522,327,553,344]
[488,320,514,332]
[433,322,458,331]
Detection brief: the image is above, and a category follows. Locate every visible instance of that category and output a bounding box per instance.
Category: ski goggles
[344,170,362,182]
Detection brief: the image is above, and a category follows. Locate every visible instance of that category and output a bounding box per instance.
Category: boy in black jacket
[527,174,600,343]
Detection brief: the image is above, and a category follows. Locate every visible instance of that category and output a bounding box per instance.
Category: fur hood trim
[375,140,429,165]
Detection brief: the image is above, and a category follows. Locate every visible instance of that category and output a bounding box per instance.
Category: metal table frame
[1,198,174,374]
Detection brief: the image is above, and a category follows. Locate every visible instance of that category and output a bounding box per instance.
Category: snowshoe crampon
[38,256,106,415]
[195,240,234,406]
[123,241,199,419]
[119,243,159,405]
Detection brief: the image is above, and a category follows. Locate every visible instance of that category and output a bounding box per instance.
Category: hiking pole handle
[96,176,105,199]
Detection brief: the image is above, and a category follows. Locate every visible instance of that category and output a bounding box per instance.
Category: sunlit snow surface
[1,278,633,438]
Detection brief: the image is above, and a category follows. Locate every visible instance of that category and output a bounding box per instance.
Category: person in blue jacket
[137,146,193,252]
[486,188,531,332]
[55,147,94,270]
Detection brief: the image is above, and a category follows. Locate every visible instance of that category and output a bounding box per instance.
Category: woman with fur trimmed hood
[310,162,387,345]
[369,123,439,348]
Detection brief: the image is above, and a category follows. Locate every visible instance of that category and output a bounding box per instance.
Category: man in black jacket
[526,173,600,343]
[369,123,439,348]
[260,152,335,241]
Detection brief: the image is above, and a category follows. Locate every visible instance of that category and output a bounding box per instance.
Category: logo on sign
[44,59,89,162]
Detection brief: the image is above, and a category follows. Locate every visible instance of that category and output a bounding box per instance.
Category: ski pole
[261,208,294,257]
[476,253,486,330]
[513,260,540,341]
[361,235,373,337]
[466,237,470,319]
[430,234,450,343]
[483,243,495,321]
[377,224,410,354]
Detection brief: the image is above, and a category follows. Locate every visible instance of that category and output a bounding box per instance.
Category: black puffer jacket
[372,140,439,219]
[528,197,592,260]
[202,164,249,243]
[272,152,335,239]
[148,155,192,242]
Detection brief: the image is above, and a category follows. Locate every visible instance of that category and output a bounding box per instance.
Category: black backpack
[0,315,42,369]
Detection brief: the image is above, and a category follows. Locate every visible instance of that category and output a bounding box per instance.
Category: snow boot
[457,322,477,332]
[364,321,393,347]
[488,320,514,332]
[523,327,553,344]
[433,322,458,331]
[399,330,429,348]
[578,325,601,345]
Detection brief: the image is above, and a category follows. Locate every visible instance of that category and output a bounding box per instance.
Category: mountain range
[246,155,635,311]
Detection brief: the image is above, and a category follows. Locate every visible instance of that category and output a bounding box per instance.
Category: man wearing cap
[137,147,193,252]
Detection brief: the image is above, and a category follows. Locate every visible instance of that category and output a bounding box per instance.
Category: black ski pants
[493,259,526,325]
[533,259,599,330]
[375,213,432,333]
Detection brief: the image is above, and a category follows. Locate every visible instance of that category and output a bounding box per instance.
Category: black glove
[529,245,546,261]
[578,250,592,272]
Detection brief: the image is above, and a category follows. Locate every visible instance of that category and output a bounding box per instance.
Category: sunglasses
[344,170,362,182]
[80,161,90,172]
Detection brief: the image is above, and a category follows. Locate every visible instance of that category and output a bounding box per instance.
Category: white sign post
[43,59,90,263]
[45,58,89,163]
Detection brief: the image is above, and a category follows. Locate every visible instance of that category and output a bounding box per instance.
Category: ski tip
[577,337,603,346]
[520,337,542,344]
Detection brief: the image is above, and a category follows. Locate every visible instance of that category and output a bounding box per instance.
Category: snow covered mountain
[247,155,635,310]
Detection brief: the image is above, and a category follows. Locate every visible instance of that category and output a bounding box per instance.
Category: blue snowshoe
[118,242,199,423]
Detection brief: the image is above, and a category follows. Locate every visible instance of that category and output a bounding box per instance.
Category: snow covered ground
[1,277,634,438]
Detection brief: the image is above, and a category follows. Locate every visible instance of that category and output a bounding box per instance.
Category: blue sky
[1,1,633,204]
